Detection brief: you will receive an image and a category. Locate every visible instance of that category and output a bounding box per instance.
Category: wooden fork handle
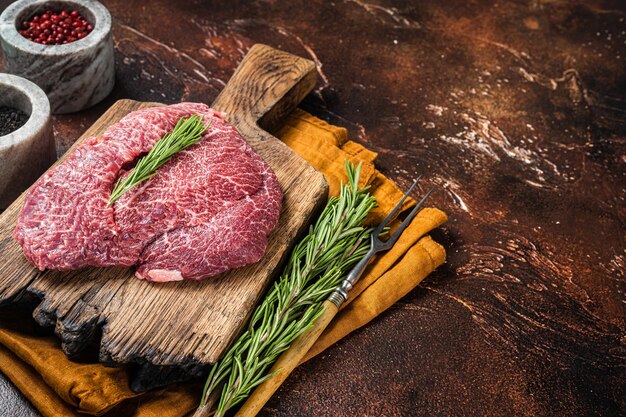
[235,300,339,417]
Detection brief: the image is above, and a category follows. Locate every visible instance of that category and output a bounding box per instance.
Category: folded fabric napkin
[0,109,447,417]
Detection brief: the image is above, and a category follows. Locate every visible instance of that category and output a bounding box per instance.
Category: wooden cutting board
[0,44,328,387]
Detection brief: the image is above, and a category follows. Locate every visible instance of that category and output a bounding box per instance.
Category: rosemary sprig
[108,115,210,204]
[195,162,377,417]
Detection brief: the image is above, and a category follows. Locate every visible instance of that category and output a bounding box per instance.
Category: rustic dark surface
[1,0,625,416]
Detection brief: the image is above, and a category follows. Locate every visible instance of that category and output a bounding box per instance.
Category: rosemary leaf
[108,114,210,205]
[196,162,377,417]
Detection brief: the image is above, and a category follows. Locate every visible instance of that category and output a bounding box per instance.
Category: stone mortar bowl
[0,0,114,114]
[0,73,56,209]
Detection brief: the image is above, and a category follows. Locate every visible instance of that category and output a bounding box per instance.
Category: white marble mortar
[0,73,56,209]
[0,0,114,114]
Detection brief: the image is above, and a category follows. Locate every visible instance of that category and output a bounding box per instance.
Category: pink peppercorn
[19,9,93,45]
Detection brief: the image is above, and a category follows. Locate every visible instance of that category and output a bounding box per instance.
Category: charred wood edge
[129,363,208,393]
[0,280,35,308]
[14,280,202,392]
[0,285,202,392]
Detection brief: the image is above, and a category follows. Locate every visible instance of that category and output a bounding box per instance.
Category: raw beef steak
[13,103,282,282]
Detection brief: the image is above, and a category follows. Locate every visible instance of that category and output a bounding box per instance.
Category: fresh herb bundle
[109,115,210,205]
[195,162,377,417]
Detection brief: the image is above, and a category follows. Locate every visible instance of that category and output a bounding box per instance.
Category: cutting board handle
[212,44,317,138]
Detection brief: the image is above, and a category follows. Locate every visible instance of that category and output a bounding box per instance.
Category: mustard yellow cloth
[0,109,447,417]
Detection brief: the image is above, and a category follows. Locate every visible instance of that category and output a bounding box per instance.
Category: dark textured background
[1,0,625,416]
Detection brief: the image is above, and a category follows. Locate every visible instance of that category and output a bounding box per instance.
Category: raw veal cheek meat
[13,103,282,282]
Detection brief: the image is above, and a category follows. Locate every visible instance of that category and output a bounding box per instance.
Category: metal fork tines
[328,177,434,307]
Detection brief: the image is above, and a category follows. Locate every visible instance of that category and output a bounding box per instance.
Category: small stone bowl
[0,0,114,114]
[0,73,56,209]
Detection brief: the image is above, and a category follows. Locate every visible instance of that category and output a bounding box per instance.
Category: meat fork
[236,177,433,417]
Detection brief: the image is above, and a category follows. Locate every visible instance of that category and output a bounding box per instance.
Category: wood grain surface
[0,45,328,386]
